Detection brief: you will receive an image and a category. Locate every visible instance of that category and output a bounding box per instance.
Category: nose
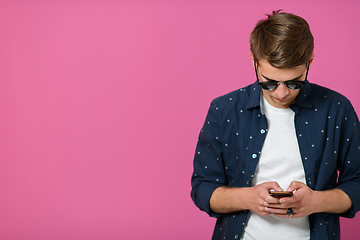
[274,82,290,99]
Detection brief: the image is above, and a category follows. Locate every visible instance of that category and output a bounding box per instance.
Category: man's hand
[211,180,352,216]
[210,182,284,214]
[263,181,316,218]
[263,181,352,218]
[246,182,285,216]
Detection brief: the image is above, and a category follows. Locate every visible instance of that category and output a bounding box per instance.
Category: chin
[271,100,292,108]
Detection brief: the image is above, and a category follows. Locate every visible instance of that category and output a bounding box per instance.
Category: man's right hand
[210,182,284,214]
[245,182,284,216]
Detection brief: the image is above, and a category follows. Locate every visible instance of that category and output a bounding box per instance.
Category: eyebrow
[261,74,303,82]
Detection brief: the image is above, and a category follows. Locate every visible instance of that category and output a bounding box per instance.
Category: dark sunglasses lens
[261,82,278,90]
[285,82,304,90]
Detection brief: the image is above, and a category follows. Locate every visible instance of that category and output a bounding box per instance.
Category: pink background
[0,0,359,239]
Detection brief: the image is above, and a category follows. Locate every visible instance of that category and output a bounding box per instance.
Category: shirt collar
[293,80,312,108]
[245,82,262,110]
[245,80,313,110]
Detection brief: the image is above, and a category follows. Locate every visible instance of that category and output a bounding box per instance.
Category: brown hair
[250,10,314,68]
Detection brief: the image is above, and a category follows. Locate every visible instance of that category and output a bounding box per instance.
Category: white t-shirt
[241,97,310,240]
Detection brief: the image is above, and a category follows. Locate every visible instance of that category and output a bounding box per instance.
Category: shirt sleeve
[190,100,227,218]
[335,103,360,218]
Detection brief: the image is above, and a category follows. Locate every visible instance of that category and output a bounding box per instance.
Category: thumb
[267,181,283,192]
[287,181,304,191]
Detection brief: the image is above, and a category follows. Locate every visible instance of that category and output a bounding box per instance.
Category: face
[255,59,309,109]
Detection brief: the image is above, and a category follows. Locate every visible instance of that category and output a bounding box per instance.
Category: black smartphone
[269,191,293,198]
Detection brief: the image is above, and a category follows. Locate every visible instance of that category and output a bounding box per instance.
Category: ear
[309,52,314,65]
[250,52,255,64]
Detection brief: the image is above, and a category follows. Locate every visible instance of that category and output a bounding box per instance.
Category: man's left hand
[264,181,317,218]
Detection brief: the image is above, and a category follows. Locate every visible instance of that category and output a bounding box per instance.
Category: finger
[256,205,272,217]
[279,197,291,204]
[272,212,296,218]
[260,181,283,192]
[265,202,288,208]
[287,181,304,192]
[264,206,289,215]
[260,182,284,205]
[266,196,284,204]
[268,182,283,192]
[264,183,285,204]
[271,208,297,218]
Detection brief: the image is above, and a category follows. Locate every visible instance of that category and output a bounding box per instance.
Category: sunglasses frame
[258,80,305,91]
[255,62,310,91]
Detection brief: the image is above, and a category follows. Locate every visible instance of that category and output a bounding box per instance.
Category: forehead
[257,59,306,81]
[257,59,305,70]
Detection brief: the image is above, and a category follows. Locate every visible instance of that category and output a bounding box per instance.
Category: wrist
[310,190,323,214]
[311,189,352,214]
[210,186,248,213]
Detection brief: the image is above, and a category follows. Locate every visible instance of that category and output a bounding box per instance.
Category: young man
[191,11,360,240]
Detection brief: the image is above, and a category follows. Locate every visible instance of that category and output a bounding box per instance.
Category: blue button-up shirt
[191,81,360,240]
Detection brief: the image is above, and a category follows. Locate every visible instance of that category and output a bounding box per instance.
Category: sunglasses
[255,63,310,91]
[258,80,305,91]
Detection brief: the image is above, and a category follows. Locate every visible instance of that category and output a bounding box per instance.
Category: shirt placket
[246,110,268,186]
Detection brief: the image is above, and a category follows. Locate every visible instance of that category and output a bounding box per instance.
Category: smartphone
[269,191,293,197]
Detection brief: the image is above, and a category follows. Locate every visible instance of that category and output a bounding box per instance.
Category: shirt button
[260,129,265,134]
[252,154,257,159]
[235,235,239,239]
[246,180,250,185]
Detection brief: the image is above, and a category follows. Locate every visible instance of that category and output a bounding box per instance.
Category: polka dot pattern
[191,82,360,239]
